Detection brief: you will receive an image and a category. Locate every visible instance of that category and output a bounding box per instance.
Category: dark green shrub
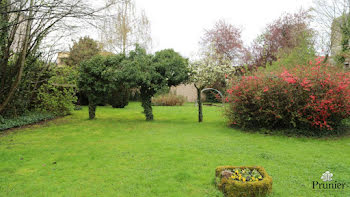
[109,85,129,108]
[215,166,273,197]
[0,112,55,131]
[129,88,141,101]
[76,92,89,106]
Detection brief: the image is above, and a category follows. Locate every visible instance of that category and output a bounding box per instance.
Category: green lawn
[0,102,349,196]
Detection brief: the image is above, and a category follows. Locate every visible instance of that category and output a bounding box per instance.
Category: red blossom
[225,62,350,131]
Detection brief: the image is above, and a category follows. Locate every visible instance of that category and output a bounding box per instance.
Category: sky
[85,0,314,58]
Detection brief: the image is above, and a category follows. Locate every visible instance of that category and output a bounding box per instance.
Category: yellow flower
[242,177,246,182]
[258,176,262,179]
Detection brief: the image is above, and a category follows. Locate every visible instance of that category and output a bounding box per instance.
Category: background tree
[200,20,244,102]
[245,10,314,69]
[100,0,152,54]
[201,19,244,65]
[66,37,101,66]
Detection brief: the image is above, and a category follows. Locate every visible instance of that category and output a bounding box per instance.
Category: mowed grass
[0,102,349,197]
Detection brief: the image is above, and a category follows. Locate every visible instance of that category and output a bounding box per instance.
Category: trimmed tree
[104,54,130,108]
[78,56,112,119]
[78,46,189,121]
[123,46,189,121]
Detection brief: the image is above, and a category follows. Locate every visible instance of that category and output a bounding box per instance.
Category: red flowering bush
[225,59,350,136]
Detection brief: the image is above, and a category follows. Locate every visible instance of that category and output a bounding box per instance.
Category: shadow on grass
[228,121,350,140]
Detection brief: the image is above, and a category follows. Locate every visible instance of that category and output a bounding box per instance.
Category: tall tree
[0,0,112,115]
[245,10,313,69]
[100,0,151,54]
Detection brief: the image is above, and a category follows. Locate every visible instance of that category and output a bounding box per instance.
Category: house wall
[10,13,26,53]
[331,17,342,57]
[170,83,207,102]
[56,52,70,66]
[330,16,350,68]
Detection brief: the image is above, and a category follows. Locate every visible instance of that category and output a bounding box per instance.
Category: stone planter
[215,166,272,197]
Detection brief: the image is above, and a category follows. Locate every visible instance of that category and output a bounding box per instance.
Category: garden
[1,0,350,196]
[1,103,350,196]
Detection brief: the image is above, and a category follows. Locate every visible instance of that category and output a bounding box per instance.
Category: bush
[0,56,53,118]
[108,85,129,108]
[36,66,77,116]
[152,93,186,106]
[36,83,77,116]
[215,166,273,197]
[225,58,350,136]
[0,112,55,131]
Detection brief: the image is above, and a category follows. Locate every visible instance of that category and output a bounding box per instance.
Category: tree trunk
[0,0,34,114]
[88,103,96,120]
[196,86,203,122]
[323,54,329,63]
[141,95,153,121]
[88,96,97,119]
[140,87,154,121]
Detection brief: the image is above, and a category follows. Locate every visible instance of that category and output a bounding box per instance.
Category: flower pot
[215,166,272,197]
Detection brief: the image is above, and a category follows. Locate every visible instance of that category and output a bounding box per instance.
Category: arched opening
[196,88,224,106]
